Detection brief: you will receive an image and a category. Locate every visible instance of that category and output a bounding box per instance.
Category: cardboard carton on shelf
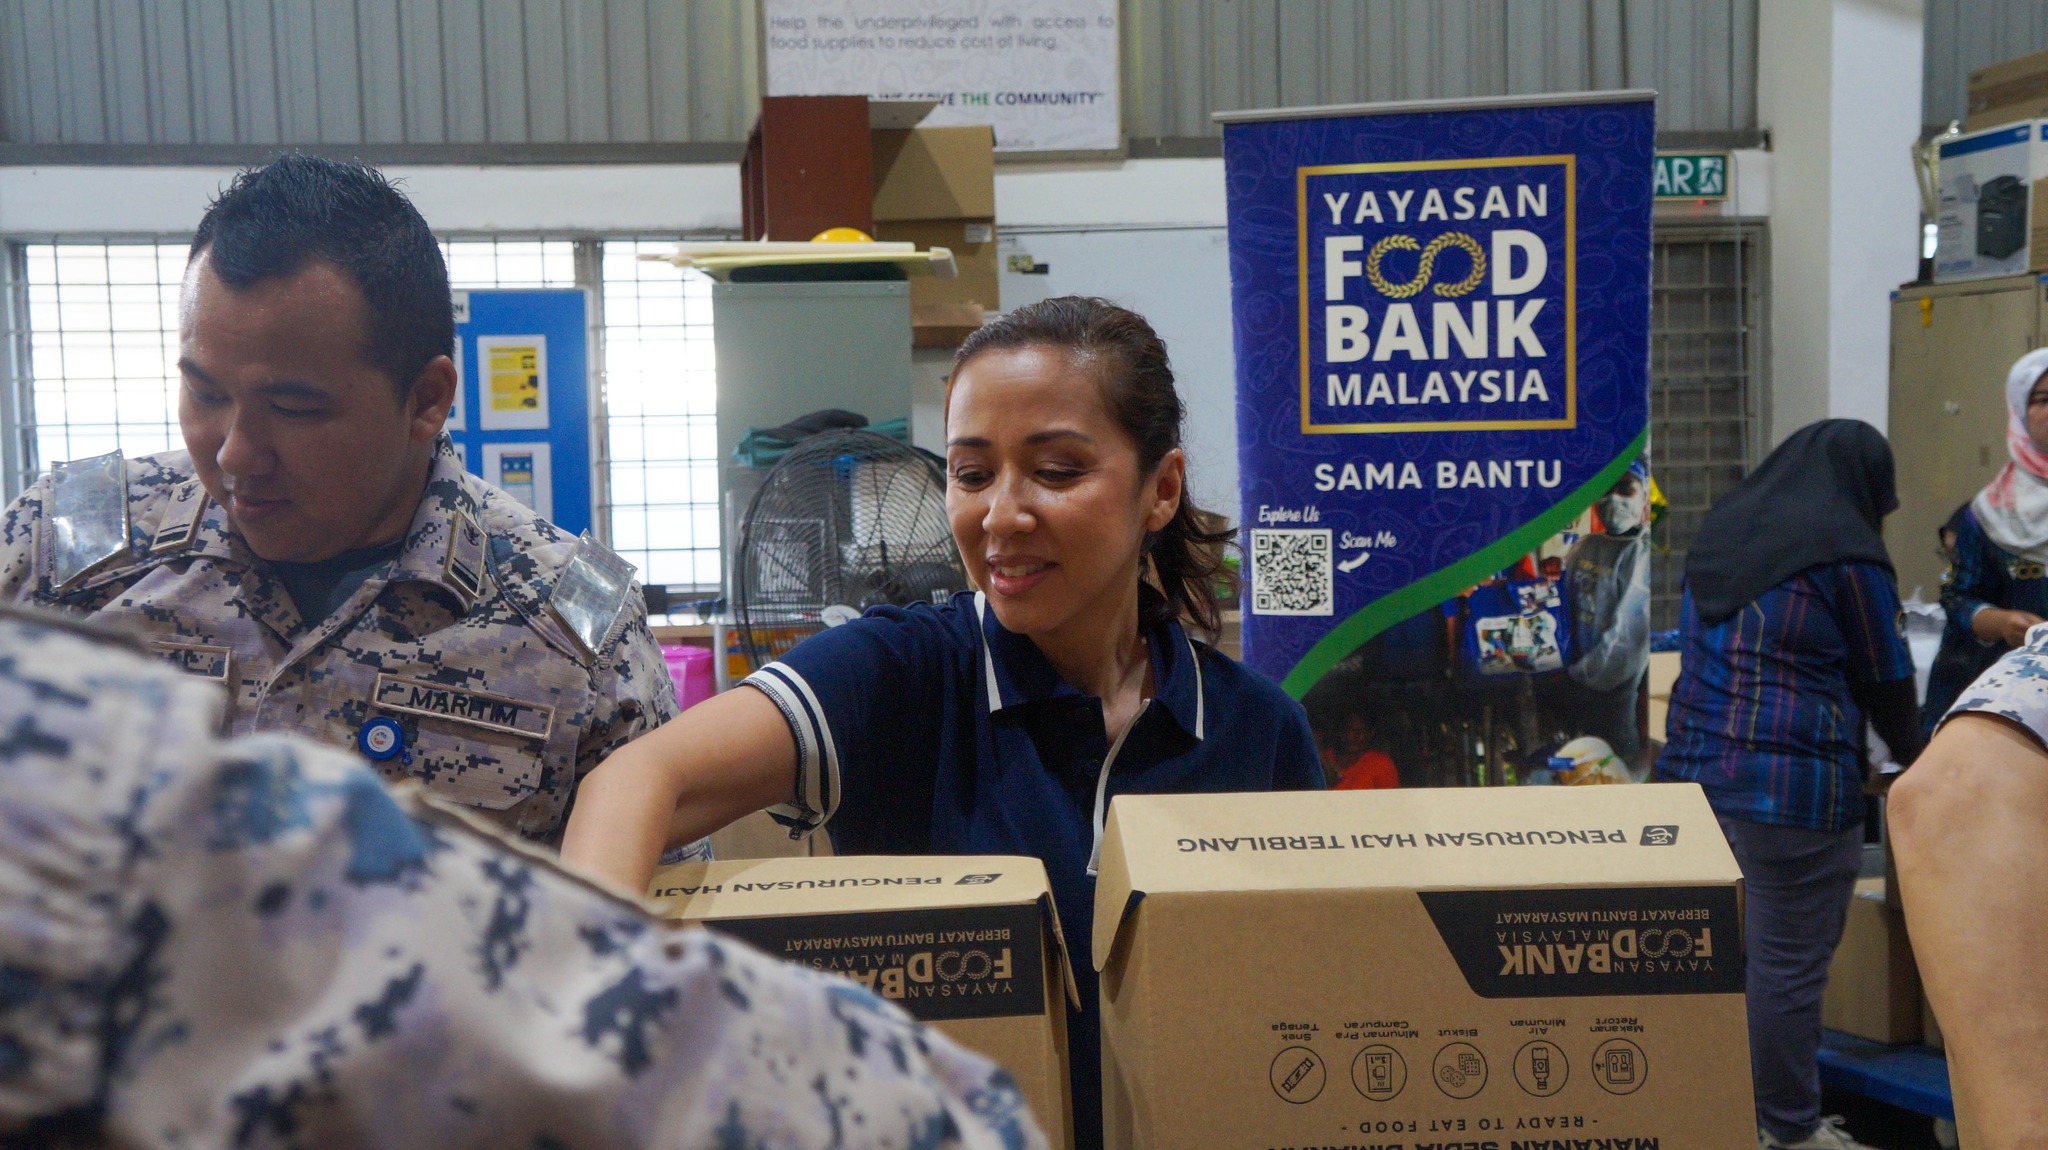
[876,217,1000,313]
[872,126,996,220]
[1822,877,1922,1045]
[872,125,999,321]
[1093,784,1753,1150]
[651,854,1075,1150]
[1967,48,2048,132]
[909,301,989,349]
[1934,119,2048,282]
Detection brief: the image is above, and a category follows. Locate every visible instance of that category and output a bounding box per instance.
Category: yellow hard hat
[811,227,874,243]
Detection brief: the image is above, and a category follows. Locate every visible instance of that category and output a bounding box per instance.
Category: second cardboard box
[652,854,1076,1150]
[1094,784,1754,1150]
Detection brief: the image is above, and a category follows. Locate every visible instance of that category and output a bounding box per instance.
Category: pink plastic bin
[661,644,716,712]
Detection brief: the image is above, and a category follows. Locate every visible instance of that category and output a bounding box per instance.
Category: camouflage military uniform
[0,607,1042,1149]
[0,437,681,845]
[1944,621,2048,736]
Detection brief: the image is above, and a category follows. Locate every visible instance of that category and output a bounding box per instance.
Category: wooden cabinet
[742,95,875,241]
[1888,275,2048,599]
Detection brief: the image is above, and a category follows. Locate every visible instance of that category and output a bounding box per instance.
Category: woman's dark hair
[190,154,454,397]
[950,295,1235,632]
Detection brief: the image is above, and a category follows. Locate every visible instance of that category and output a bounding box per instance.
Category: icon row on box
[1268,1038,1648,1104]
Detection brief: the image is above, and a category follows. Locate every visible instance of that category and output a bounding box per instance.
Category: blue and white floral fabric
[0,607,1042,1150]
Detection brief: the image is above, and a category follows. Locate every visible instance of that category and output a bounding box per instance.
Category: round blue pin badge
[358,717,406,762]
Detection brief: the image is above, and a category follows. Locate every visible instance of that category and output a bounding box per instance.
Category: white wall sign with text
[763,0,1120,153]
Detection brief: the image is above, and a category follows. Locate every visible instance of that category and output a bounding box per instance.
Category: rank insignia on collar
[444,510,486,600]
[149,481,209,555]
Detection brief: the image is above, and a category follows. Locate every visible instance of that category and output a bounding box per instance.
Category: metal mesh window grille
[20,243,188,474]
[9,238,723,597]
[1648,224,1766,631]
[442,239,578,290]
[597,241,721,593]
[11,238,586,479]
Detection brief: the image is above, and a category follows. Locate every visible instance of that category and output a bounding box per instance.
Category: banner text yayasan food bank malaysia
[1223,96,1652,697]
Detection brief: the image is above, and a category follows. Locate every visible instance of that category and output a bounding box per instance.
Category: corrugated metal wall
[0,0,1759,150]
[1125,0,1756,140]
[0,0,756,145]
[1924,0,2048,131]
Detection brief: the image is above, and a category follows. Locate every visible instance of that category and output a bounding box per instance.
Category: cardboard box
[1647,650,1680,744]
[872,127,997,221]
[651,854,1075,1149]
[1966,95,2048,133]
[1967,49,2048,132]
[1822,877,1922,1045]
[1934,121,2048,282]
[871,127,999,319]
[1922,994,1944,1051]
[874,217,999,313]
[1093,785,1753,1150]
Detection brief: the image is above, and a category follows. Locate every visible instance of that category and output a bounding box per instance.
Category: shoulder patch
[44,452,131,591]
[149,479,209,555]
[545,532,639,659]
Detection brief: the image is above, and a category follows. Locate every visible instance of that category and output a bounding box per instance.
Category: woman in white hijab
[1925,347,2048,731]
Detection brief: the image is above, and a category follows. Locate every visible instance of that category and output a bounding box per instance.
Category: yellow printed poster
[477,334,549,430]
[489,343,540,412]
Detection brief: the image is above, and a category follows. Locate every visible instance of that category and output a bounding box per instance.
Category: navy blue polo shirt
[743,590,1323,1150]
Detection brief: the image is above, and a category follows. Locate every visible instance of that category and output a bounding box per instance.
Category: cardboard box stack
[1967,48,2048,132]
[1092,784,1754,1150]
[871,125,998,339]
[1822,877,1924,1045]
[651,854,1075,1150]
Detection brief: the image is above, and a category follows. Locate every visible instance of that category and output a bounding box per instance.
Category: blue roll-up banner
[1220,92,1655,789]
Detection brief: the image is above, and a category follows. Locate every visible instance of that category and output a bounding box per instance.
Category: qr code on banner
[1250,529,1334,616]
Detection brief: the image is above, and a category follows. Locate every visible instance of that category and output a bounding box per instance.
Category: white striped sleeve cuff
[740,661,841,839]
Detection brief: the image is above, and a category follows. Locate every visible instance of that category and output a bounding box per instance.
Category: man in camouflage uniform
[0,154,683,847]
[0,605,1044,1149]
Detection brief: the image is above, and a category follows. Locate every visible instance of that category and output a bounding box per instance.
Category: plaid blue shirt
[1657,561,1915,832]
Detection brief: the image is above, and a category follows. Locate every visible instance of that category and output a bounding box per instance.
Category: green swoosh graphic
[1280,428,1650,698]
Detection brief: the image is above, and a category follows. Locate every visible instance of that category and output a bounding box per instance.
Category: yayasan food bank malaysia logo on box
[1299,154,1576,435]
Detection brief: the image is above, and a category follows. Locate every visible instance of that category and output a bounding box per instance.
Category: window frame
[0,234,731,600]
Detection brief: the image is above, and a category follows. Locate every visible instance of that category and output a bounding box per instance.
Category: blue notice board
[449,289,592,537]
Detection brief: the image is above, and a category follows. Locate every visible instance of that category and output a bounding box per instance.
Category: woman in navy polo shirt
[565,296,1323,1149]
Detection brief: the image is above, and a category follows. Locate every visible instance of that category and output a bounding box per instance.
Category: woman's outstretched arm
[562,685,798,895]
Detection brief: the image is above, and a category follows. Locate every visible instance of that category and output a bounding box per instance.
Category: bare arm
[1889,713,2048,1147]
[561,685,798,896]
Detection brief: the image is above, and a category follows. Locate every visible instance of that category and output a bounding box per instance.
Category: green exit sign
[1654,152,1729,199]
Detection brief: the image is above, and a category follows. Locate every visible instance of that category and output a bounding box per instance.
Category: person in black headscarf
[1657,419,1922,1150]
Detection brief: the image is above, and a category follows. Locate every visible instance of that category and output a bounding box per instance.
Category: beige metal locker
[1888,274,2048,600]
